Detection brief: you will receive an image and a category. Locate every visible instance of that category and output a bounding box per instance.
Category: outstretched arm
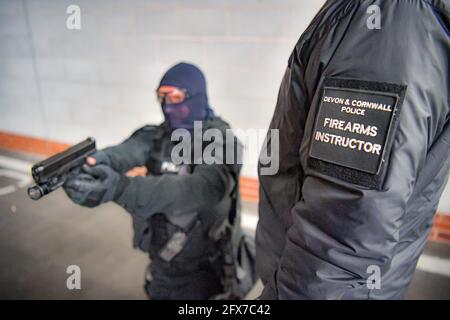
[115,164,234,219]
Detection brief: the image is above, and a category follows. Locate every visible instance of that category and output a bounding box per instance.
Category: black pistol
[27,137,96,200]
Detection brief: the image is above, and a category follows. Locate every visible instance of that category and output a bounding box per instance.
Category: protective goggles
[157,88,190,105]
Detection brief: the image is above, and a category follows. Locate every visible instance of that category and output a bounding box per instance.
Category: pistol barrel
[28,137,96,200]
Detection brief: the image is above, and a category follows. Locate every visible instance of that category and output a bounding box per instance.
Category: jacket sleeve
[260,0,449,299]
[101,127,154,174]
[256,62,308,296]
[114,163,234,219]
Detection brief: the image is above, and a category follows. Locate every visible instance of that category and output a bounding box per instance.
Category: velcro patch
[308,78,406,189]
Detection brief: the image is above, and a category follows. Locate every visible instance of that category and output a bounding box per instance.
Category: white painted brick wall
[2,0,327,177]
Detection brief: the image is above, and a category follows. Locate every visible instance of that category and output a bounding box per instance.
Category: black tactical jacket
[256,0,449,299]
[102,117,242,267]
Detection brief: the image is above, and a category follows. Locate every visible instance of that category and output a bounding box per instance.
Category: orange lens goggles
[157,88,189,105]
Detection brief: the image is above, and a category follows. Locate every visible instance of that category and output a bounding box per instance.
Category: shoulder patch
[308,78,407,190]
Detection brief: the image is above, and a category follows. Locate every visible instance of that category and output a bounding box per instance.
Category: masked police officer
[63,62,252,299]
[256,0,449,299]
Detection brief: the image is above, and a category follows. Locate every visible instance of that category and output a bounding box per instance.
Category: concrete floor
[0,150,449,300]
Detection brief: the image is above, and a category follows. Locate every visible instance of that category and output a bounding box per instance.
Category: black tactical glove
[88,150,111,166]
[63,164,128,207]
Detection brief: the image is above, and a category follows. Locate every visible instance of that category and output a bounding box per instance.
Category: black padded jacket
[256,0,449,299]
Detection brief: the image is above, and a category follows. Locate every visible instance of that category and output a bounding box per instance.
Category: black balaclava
[159,62,214,130]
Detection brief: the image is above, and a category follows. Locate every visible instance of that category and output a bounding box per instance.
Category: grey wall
[0,0,325,177]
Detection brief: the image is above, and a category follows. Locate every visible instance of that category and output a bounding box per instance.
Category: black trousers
[144,259,223,300]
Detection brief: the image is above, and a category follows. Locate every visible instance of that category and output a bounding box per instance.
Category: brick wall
[0,0,325,177]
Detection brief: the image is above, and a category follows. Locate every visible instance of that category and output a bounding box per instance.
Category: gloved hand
[63,164,127,207]
[86,150,111,166]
